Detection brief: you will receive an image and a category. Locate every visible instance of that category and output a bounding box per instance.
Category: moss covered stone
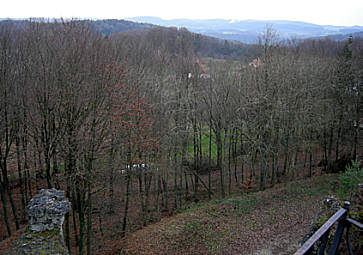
[2,189,70,255]
[3,226,69,255]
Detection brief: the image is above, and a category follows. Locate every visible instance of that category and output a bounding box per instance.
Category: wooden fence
[294,201,363,255]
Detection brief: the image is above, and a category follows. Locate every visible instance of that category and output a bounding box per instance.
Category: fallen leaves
[118,174,336,255]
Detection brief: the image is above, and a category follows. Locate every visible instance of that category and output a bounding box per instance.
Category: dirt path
[118,174,337,255]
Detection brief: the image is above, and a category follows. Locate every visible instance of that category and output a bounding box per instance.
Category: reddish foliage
[105,64,159,163]
[241,174,257,193]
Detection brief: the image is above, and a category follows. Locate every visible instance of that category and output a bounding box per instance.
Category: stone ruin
[27,189,70,235]
[4,188,71,255]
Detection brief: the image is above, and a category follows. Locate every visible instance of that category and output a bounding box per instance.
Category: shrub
[337,161,363,200]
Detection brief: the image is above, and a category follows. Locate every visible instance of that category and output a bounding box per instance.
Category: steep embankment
[118,174,339,255]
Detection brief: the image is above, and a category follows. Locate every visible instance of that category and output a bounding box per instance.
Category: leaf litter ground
[118,174,338,255]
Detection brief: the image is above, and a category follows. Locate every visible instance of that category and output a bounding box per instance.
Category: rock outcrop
[3,189,71,255]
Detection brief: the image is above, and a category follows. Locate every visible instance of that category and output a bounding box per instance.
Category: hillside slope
[118,174,339,255]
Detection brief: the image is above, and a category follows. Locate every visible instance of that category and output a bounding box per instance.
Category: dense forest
[0,19,362,255]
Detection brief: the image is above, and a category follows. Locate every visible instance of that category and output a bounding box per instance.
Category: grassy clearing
[185,127,247,160]
[186,127,219,159]
[119,174,340,255]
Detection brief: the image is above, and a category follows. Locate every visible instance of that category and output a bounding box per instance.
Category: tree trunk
[121,175,131,237]
[227,128,232,195]
[86,180,92,255]
[0,183,11,237]
[108,143,115,214]
[6,182,20,230]
[15,133,26,221]
[77,186,85,255]
[323,128,328,172]
[138,173,146,226]
[208,120,212,199]
[193,118,198,201]
[233,128,238,184]
[215,128,224,197]
[309,149,313,177]
[44,146,52,189]
[270,153,276,186]
[282,135,289,176]
[259,157,267,191]
[327,126,334,162]
[144,173,152,226]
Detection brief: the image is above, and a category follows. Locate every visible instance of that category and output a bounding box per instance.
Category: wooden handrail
[347,218,363,229]
[294,201,356,255]
[294,207,347,255]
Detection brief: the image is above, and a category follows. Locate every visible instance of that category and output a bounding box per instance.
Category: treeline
[0,20,362,255]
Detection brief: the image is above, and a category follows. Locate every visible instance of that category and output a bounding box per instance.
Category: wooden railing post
[318,229,330,255]
[328,201,350,255]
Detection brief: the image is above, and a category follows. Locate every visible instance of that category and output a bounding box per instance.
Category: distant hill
[89,19,158,35]
[316,31,363,41]
[127,17,363,43]
[0,19,260,60]
[0,18,158,35]
[88,19,260,60]
[3,17,361,44]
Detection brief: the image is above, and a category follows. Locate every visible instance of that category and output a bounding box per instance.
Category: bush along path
[118,174,345,255]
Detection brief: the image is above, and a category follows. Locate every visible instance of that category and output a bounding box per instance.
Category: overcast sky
[1,0,363,26]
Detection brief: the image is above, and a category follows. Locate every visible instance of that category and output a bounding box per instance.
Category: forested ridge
[0,18,261,60]
[0,19,362,255]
